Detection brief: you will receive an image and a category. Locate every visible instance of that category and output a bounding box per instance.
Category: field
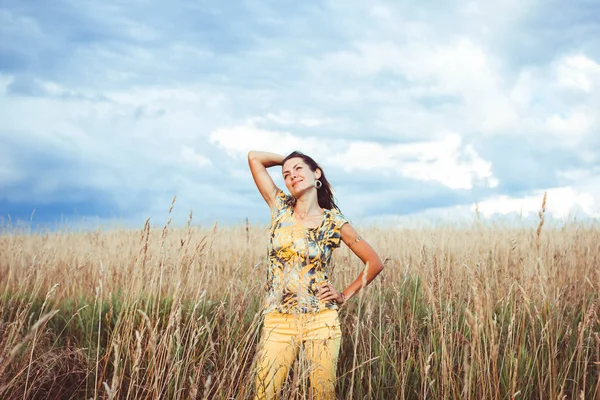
[0,209,599,399]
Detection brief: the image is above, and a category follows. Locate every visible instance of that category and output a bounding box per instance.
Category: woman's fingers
[317,284,338,301]
[319,283,334,292]
[321,292,341,303]
[318,285,332,295]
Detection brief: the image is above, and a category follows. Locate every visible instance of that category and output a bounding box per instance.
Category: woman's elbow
[367,259,384,274]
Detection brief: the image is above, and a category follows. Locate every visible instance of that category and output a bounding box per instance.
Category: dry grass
[0,205,599,399]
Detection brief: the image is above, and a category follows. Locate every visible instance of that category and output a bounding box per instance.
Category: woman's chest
[271,219,332,261]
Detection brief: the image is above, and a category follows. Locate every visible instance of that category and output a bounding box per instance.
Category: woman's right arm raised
[248,151,285,209]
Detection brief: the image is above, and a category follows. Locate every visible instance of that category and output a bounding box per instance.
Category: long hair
[282,151,339,211]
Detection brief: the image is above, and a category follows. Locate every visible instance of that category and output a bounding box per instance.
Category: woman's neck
[294,192,322,217]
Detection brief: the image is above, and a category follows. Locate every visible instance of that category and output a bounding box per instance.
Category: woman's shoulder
[327,207,349,229]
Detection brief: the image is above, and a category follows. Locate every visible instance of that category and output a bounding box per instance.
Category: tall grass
[0,207,598,399]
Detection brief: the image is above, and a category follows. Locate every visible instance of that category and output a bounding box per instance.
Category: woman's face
[282,157,320,196]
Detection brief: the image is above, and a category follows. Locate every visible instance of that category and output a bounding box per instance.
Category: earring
[315,180,322,189]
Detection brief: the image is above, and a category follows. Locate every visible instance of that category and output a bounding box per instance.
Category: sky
[1,0,599,230]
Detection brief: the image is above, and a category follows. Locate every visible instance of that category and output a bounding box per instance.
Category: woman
[248,150,385,400]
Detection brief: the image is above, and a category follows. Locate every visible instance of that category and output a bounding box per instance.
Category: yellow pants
[253,309,342,400]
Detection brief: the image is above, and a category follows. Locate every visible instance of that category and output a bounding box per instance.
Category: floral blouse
[262,189,349,315]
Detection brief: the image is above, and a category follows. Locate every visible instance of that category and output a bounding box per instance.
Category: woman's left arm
[318,223,385,305]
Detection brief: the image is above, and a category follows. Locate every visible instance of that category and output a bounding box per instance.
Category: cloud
[546,111,593,136]
[249,112,335,128]
[556,54,600,93]
[327,134,498,190]
[210,125,321,158]
[475,187,598,219]
[211,125,497,190]
[181,146,212,168]
[0,78,232,223]
[362,183,600,227]
[1,0,600,227]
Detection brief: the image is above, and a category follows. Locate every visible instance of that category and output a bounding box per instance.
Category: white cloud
[0,164,23,186]
[211,125,497,189]
[363,183,600,226]
[0,79,231,214]
[331,133,497,189]
[556,54,600,93]
[180,146,212,168]
[474,186,599,219]
[0,75,14,95]
[209,125,322,158]
[3,0,600,226]
[502,53,599,150]
[309,37,520,134]
[546,111,593,136]
[557,168,596,182]
[401,143,498,190]
[249,112,335,128]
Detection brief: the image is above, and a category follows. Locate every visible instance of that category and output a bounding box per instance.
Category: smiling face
[282,157,321,197]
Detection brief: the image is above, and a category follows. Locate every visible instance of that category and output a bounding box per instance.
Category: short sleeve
[333,209,349,230]
[270,189,289,219]
[328,208,349,249]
